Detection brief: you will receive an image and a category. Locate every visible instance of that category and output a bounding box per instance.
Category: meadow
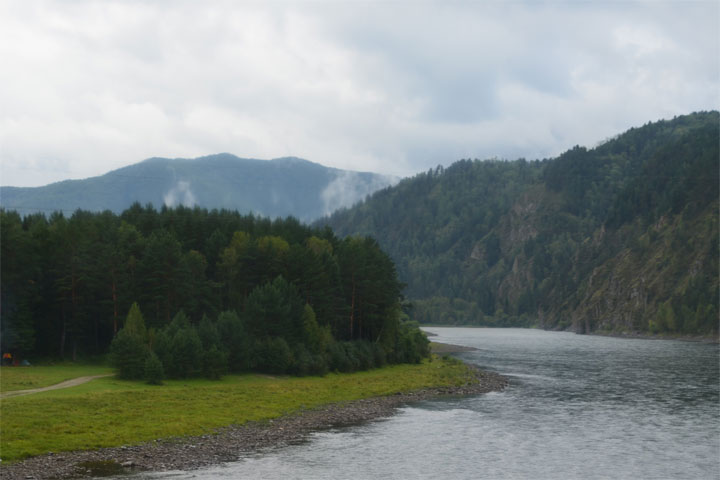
[1,364,113,391]
[1,357,473,462]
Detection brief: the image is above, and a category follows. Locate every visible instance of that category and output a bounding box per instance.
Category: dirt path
[1,374,113,399]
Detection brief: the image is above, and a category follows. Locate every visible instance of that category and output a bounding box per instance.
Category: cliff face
[567,205,718,334]
[321,112,719,335]
[483,187,718,334]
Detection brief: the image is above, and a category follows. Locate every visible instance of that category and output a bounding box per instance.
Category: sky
[1,0,718,187]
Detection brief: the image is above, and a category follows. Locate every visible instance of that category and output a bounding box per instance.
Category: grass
[0,357,475,462]
[1,364,113,392]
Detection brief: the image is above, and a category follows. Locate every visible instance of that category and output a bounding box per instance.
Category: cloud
[0,1,717,187]
[321,171,398,217]
[163,181,197,208]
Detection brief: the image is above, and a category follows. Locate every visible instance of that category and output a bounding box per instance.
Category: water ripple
[123,329,719,480]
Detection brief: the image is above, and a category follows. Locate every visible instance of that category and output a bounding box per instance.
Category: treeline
[1,205,429,374]
[111,302,427,383]
[323,112,719,335]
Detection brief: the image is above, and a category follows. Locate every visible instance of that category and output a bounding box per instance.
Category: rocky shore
[0,366,507,480]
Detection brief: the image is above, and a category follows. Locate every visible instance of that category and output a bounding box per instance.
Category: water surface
[125,328,720,480]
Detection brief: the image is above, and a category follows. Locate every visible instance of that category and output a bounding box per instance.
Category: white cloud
[163,180,196,208]
[1,0,717,187]
[321,170,398,216]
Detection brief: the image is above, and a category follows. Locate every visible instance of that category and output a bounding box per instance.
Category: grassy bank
[1,357,474,462]
[1,365,113,392]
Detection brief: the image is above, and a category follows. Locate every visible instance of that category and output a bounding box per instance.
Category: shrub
[353,341,375,370]
[327,342,351,372]
[197,314,221,350]
[168,327,203,379]
[152,330,173,373]
[144,351,165,385]
[291,344,313,376]
[309,353,329,376]
[202,345,228,380]
[392,321,431,364]
[252,337,293,374]
[108,329,149,380]
[217,311,250,372]
[371,342,387,368]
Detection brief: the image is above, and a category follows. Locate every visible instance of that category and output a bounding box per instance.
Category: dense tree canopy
[323,112,719,335]
[1,206,427,377]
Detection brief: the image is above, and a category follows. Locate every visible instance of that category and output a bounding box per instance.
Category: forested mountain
[321,112,719,336]
[1,206,428,376]
[0,154,395,222]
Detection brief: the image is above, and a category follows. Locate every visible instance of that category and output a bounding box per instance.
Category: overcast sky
[1,0,718,187]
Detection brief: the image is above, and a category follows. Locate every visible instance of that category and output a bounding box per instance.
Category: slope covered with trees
[321,111,719,336]
[1,206,428,378]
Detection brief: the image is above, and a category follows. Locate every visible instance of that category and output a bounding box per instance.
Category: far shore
[422,325,719,344]
[429,342,478,354]
[0,365,507,480]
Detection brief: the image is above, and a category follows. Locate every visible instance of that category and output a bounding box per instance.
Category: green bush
[291,344,313,376]
[168,327,203,379]
[253,337,293,374]
[392,321,431,364]
[371,342,387,367]
[144,351,165,385]
[197,315,221,350]
[108,329,149,380]
[327,342,351,372]
[309,353,329,376]
[342,342,361,372]
[217,310,251,372]
[352,341,374,370]
[202,345,228,380]
[151,330,173,373]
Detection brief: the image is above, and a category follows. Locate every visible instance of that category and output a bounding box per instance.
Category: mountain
[0,154,396,222]
[320,111,719,336]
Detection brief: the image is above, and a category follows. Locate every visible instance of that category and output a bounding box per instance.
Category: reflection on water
[121,329,720,480]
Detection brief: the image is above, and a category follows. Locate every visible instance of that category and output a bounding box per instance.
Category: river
[123,328,720,480]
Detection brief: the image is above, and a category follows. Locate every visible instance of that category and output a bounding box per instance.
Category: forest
[2,111,718,374]
[323,111,719,335]
[1,206,429,380]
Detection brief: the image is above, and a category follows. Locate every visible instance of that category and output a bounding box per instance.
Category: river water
[127,328,720,480]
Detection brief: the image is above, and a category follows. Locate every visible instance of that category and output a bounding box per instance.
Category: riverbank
[0,362,507,479]
[589,330,719,343]
[423,325,719,344]
[430,342,478,353]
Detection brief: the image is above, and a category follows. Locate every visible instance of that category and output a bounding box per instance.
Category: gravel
[0,366,507,480]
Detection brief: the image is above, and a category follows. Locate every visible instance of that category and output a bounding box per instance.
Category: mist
[321,171,398,217]
[163,181,197,208]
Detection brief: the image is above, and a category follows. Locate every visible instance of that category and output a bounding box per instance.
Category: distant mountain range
[0,154,396,222]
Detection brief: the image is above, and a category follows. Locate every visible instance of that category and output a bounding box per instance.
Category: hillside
[321,111,719,336]
[0,154,395,222]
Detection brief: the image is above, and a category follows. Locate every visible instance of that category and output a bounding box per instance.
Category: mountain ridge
[1,154,396,222]
[320,111,719,336]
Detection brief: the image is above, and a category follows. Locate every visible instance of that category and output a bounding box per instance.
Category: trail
[0,374,113,398]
